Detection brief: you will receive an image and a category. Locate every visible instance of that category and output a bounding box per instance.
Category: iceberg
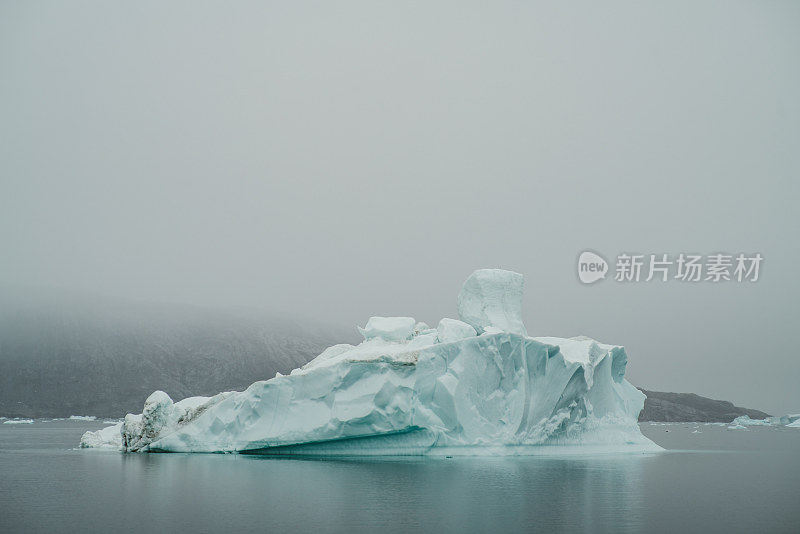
[80,269,659,455]
[730,414,800,428]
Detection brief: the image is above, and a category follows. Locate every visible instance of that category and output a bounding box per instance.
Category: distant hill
[0,288,354,418]
[638,388,769,423]
[0,289,771,423]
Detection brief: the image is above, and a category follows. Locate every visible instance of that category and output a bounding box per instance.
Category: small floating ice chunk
[3,419,34,424]
[69,415,97,421]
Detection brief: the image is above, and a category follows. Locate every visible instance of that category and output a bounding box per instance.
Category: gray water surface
[1,421,798,533]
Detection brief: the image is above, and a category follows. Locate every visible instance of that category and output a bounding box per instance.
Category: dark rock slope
[638,388,769,423]
[0,287,771,423]
[0,288,352,418]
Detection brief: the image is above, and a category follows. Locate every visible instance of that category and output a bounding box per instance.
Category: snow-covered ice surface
[81,269,660,455]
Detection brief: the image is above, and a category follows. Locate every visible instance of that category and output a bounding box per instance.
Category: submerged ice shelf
[81,269,659,455]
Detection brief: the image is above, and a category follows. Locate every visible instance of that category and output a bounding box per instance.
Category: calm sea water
[1,420,798,533]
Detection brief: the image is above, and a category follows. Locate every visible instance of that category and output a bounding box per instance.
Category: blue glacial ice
[80,269,660,455]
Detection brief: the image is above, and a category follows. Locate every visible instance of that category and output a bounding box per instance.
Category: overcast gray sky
[1,1,798,414]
